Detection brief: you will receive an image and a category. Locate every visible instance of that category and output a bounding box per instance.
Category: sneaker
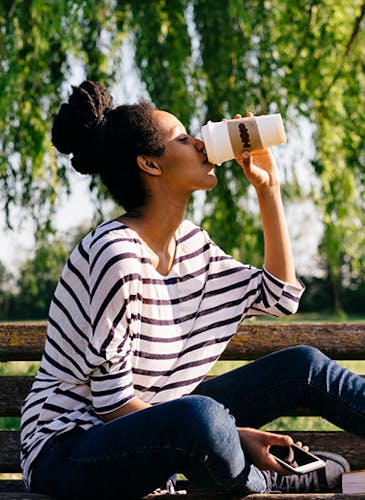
[263,451,350,493]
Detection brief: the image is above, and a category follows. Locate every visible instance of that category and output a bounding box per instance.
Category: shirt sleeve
[246,267,305,318]
[206,234,304,320]
[87,230,139,415]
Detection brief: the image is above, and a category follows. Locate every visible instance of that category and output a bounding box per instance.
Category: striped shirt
[20,219,303,486]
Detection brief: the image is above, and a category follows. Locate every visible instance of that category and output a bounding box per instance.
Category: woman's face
[151,110,217,196]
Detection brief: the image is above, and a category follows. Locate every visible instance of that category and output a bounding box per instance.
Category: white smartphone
[270,443,326,475]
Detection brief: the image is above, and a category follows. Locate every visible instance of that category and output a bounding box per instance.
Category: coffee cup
[201,114,286,165]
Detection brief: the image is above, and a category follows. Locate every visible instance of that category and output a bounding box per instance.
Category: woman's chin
[205,174,218,190]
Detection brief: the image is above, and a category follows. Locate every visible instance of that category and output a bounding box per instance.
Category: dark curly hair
[51,80,165,211]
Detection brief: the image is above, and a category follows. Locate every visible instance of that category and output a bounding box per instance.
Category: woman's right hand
[237,427,294,475]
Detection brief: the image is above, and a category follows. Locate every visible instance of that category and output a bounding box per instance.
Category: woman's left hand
[233,113,280,192]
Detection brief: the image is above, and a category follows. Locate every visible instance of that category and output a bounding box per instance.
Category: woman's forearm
[235,142,299,286]
[256,185,297,286]
[100,397,151,422]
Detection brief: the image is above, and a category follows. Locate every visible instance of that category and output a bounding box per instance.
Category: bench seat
[1,322,364,499]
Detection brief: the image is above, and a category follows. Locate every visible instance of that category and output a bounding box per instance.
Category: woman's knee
[278,345,330,378]
[176,395,233,426]
[174,395,238,446]
[288,344,327,363]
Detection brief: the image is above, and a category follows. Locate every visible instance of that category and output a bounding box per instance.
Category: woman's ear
[137,155,162,176]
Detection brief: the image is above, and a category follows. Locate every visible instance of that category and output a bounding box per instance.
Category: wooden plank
[145,486,363,499]
[0,496,52,499]
[0,377,33,417]
[0,432,20,472]
[245,495,365,499]
[0,495,52,500]
[0,481,53,499]
[1,430,364,477]
[0,323,46,361]
[1,322,365,361]
[0,492,52,500]
[223,322,365,360]
[0,480,362,500]
[146,488,363,499]
[278,431,365,472]
[0,482,362,500]
[5,376,365,418]
[145,489,244,499]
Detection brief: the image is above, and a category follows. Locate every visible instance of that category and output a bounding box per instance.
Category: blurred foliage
[2,234,69,319]
[1,0,365,313]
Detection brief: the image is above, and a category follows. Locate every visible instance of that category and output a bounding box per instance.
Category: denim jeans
[30,346,365,499]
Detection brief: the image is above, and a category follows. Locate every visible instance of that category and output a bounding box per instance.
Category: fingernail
[242,151,250,159]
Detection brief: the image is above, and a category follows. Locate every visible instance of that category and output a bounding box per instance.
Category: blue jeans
[30,346,365,499]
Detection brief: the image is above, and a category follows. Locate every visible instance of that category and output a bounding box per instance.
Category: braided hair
[52,80,165,210]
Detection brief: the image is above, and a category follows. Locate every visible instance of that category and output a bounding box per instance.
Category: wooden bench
[1,321,365,499]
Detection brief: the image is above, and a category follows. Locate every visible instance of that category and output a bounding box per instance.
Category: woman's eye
[179,136,189,142]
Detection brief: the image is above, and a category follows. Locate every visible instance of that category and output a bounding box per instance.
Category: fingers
[267,433,293,447]
[295,440,309,452]
[235,112,254,119]
[261,433,293,475]
[265,434,294,475]
[224,111,253,121]
[242,150,251,166]
[266,453,292,476]
[235,150,251,168]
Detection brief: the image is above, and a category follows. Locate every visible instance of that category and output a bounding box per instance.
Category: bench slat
[279,431,365,471]
[1,322,365,361]
[146,490,357,499]
[1,430,364,473]
[1,481,360,500]
[0,377,33,416]
[0,431,20,472]
[245,495,365,499]
[2,376,365,418]
[0,323,46,361]
[0,481,52,499]
[226,322,365,360]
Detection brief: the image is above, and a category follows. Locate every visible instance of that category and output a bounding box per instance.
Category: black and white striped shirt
[20,219,303,485]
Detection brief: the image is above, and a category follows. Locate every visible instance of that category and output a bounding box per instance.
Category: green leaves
[130,0,194,124]
[1,0,364,311]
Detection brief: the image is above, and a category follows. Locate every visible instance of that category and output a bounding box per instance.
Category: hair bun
[52,80,113,174]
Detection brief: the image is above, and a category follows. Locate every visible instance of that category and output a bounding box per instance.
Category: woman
[21,81,364,499]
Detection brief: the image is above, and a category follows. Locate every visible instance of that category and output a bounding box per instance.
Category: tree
[0,260,13,320]
[1,0,365,312]
[13,236,68,319]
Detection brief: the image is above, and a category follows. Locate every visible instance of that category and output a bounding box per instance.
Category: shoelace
[264,469,321,493]
[152,478,187,495]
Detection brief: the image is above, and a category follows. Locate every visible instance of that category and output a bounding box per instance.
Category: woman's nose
[194,137,205,151]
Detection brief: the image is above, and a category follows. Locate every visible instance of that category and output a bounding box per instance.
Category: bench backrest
[1,322,365,473]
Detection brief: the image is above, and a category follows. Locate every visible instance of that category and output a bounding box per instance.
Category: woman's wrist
[255,183,281,199]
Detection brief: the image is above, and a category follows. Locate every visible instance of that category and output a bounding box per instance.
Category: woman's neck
[119,199,186,253]
[119,202,185,276]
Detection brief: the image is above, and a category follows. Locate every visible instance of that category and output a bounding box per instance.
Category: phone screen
[293,446,319,466]
[270,444,326,475]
